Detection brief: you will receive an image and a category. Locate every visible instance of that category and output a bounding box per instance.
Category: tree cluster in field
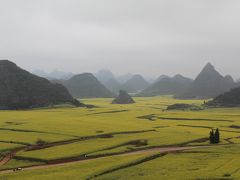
[209,128,220,144]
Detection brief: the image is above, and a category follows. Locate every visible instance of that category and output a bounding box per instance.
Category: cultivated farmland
[0,96,240,179]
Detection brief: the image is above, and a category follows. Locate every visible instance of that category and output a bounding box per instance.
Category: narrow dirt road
[0,145,211,175]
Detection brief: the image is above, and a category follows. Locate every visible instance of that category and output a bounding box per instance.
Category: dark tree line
[209,128,220,144]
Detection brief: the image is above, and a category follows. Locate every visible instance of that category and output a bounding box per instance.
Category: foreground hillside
[0,60,76,109]
[0,97,240,179]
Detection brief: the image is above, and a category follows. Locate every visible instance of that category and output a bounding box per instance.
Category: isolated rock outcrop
[112,90,135,104]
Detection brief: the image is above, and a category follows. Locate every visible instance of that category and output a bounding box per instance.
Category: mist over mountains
[32,69,74,80]
[6,60,240,103]
[121,75,149,93]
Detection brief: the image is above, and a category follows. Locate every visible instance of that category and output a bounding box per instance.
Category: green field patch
[17,139,145,161]
[96,130,104,133]
[90,136,210,158]
[137,114,157,121]
[157,116,233,122]
[137,114,234,122]
[0,142,24,152]
[153,126,169,129]
[89,146,131,156]
[0,97,239,179]
[0,159,44,170]
[3,121,26,126]
[97,145,240,180]
[0,128,78,138]
[148,106,164,110]
[229,125,240,129]
[223,136,240,144]
[25,129,155,152]
[14,156,48,163]
[177,125,213,129]
[88,139,149,157]
[16,132,157,161]
[0,130,73,145]
[87,110,129,115]
[87,152,168,179]
[17,128,203,162]
[0,153,148,180]
[0,140,30,146]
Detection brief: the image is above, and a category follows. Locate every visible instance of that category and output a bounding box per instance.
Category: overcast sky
[0,0,240,79]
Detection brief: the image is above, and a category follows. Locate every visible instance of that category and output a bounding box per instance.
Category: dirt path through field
[0,145,212,175]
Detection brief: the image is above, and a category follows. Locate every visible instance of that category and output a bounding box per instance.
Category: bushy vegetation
[207,86,240,107]
[166,103,202,111]
[209,128,220,144]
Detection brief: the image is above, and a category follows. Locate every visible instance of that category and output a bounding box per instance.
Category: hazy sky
[0,0,240,79]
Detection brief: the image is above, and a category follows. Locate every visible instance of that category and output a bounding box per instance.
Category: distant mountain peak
[201,62,215,72]
[131,74,146,80]
[155,75,170,82]
[177,63,236,99]
[224,75,234,83]
[121,74,149,93]
[138,74,192,97]
[64,73,115,98]
[173,74,186,79]
[0,60,17,67]
[195,63,222,82]
[117,73,133,84]
[173,74,193,82]
[96,69,115,84]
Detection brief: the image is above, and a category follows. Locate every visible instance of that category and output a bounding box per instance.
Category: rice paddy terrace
[0,96,240,179]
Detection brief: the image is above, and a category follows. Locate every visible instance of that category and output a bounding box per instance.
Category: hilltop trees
[209,128,220,144]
